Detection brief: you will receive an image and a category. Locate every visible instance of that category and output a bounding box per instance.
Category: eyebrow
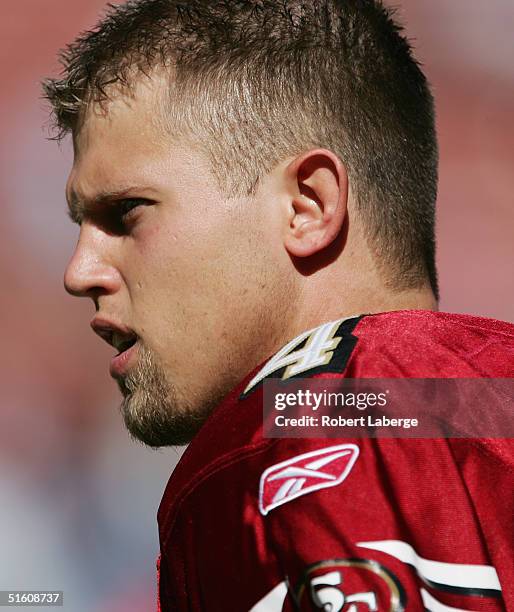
[66,186,156,224]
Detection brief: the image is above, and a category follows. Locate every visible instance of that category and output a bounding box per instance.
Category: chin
[118,386,196,447]
[119,378,225,448]
[115,343,230,447]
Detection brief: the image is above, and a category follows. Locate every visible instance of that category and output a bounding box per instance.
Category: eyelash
[67,197,151,229]
[117,198,147,219]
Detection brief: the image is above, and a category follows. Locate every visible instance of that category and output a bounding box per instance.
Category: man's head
[44,0,438,447]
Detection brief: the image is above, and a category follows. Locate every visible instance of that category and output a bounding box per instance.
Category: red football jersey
[156,311,514,611]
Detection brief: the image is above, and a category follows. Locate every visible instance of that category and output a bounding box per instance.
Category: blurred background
[0,1,512,610]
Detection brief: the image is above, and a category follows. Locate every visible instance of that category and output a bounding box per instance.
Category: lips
[90,317,139,378]
[109,341,138,378]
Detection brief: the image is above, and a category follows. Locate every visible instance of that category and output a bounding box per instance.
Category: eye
[102,197,153,235]
[117,198,148,219]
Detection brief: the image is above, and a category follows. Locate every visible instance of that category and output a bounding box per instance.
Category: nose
[64,223,122,300]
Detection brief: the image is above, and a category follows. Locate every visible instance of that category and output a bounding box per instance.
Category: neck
[286,283,437,342]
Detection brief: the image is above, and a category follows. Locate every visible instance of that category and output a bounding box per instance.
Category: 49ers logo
[249,541,503,611]
[295,559,405,611]
[250,558,404,612]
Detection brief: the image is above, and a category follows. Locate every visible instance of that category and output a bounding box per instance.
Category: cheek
[131,205,271,332]
[130,213,283,382]
[132,219,231,322]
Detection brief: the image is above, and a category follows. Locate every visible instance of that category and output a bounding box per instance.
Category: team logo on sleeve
[250,548,502,611]
[259,444,359,515]
[294,559,405,611]
[250,558,405,611]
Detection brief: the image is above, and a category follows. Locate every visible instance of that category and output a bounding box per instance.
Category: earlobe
[284,149,348,259]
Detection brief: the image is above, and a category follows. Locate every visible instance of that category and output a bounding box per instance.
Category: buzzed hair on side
[43,0,439,297]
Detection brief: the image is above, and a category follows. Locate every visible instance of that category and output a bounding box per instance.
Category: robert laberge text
[274,415,418,429]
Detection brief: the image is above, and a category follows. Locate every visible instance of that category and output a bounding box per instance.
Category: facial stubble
[117,345,218,447]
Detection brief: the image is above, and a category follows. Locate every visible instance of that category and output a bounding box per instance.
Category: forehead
[68,75,173,195]
[75,74,169,157]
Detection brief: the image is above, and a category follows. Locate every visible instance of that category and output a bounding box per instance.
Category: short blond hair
[43,0,439,296]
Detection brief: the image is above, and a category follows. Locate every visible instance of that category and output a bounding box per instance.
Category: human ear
[283,149,348,258]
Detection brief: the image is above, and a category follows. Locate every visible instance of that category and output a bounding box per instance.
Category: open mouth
[108,332,139,378]
[90,319,140,378]
[113,333,137,355]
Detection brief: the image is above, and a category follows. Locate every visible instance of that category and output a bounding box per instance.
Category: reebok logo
[259,444,359,516]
